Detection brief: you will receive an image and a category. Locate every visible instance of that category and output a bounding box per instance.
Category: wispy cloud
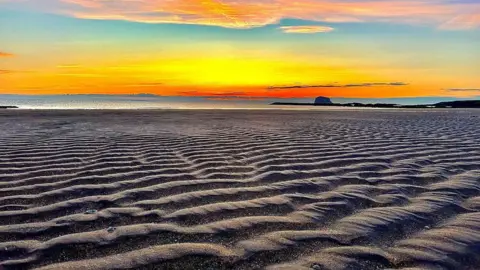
[180,90,249,97]
[439,12,480,30]
[279,25,334,33]
[0,52,14,57]
[268,82,409,90]
[175,90,271,100]
[205,96,269,101]
[179,90,272,100]
[5,0,478,30]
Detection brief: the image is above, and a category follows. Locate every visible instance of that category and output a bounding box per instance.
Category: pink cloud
[2,0,479,30]
[439,12,480,30]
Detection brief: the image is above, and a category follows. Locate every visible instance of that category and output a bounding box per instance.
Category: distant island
[272,97,480,109]
[0,106,18,109]
[314,96,333,105]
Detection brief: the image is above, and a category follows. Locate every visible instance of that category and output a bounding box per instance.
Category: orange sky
[0,0,479,98]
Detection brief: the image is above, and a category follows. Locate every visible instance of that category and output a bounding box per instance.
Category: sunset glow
[0,0,479,98]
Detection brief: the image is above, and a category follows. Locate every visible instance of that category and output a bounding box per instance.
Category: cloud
[204,96,268,101]
[279,25,334,33]
[268,82,409,90]
[178,90,273,100]
[6,0,478,30]
[344,82,409,87]
[180,90,249,97]
[0,69,14,74]
[439,12,480,30]
[0,52,14,57]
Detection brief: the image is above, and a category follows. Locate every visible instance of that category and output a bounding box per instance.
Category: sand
[0,109,479,270]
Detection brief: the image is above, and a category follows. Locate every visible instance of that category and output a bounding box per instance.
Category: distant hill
[433,100,480,108]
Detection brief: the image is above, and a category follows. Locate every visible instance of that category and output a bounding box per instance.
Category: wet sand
[0,109,479,270]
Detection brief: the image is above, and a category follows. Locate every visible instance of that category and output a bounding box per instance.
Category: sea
[0,95,337,110]
[0,95,476,110]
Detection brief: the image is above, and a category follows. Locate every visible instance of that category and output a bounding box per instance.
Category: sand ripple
[0,109,479,269]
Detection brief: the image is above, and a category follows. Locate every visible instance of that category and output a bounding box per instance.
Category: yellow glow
[1,45,477,98]
[139,57,360,86]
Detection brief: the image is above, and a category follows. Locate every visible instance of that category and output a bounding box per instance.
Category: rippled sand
[0,109,479,270]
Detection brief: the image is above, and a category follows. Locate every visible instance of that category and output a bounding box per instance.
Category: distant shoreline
[271,100,480,109]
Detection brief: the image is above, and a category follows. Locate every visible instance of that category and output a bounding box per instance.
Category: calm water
[2,95,473,112]
[0,95,351,110]
[0,95,268,110]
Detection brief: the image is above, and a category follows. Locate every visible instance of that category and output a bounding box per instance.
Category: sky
[0,0,479,100]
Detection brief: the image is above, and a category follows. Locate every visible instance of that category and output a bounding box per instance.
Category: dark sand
[0,109,479,270]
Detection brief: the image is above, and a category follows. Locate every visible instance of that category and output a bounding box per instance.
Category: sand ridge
[0,109,479,269]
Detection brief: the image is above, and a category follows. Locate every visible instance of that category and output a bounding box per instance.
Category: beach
[1,109,480,270]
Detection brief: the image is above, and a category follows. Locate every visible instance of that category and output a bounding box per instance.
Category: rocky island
[314,96,333,105]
